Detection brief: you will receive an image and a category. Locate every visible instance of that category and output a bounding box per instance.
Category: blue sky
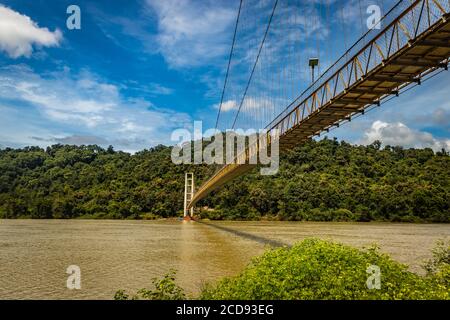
[0,0,448,152]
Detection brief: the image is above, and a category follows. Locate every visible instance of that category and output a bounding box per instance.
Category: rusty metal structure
[186,0,450,212]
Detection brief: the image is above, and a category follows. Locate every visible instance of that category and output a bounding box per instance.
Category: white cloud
[361,121,450,151]
[0,65,192,152]
[53,135,108,145]
[431,107,450,127]
[0,5,62,58]
[215,100,238,112]
[147,82,174,95]
[146,0,235,68]
[214,97,276,113]
[1,66,117,127]
[337,0,382,25]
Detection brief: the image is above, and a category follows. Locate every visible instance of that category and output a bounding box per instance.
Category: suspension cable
[214,0,243,130]
[231,0,279,129]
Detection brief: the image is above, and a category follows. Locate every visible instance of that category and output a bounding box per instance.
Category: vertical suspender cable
[326,0,332,74]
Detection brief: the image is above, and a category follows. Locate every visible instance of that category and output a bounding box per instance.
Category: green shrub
[139,213,160,220]
[113,290,129,300]
[199,208,224,220]
[200,239,449,300]
[332,208,358,221]
[424,240,450,288]
[114,270,185,300]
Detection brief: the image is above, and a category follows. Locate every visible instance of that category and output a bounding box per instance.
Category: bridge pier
[184,173,195,218]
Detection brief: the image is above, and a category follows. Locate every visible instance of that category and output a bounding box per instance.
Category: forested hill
[0,139,448,222]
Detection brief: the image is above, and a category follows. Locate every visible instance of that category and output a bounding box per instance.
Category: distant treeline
[0,138,448,222]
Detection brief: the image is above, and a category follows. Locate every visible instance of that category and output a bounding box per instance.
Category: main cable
[214,0,243,130]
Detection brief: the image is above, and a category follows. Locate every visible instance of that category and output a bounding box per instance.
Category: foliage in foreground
[116,239,449,300]
[423,240,450,288]
[114,269,185,300]
[200,239,449,300]
[0,139,449,221]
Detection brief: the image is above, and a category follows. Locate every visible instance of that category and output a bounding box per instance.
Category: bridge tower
[183,172,195,217]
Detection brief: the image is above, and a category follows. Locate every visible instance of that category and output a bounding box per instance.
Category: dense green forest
[0,138,448,222]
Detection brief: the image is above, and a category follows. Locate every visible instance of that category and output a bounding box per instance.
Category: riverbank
[2,214,450,223]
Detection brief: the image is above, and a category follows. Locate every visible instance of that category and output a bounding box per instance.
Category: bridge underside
[188,4,450,209]
[189,164,256,208]
[280,15,450,150]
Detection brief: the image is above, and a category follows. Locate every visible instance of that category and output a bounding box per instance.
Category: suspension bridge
[184,0,450,216]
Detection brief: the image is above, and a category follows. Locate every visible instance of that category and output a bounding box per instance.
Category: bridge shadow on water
[197,221,289,248]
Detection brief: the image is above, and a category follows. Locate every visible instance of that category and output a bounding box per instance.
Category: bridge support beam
[184,173,195,217]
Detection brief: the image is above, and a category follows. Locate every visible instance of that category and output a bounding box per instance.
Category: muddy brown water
[0,219,448,299]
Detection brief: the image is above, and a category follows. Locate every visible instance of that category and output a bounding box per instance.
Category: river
[0,219,448,299]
